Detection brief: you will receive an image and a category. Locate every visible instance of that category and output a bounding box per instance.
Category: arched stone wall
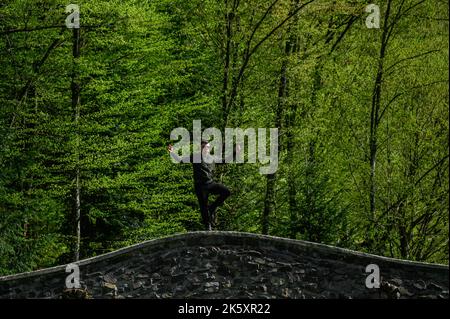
[0,232,448,299]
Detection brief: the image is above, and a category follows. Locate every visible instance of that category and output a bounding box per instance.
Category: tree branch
[225,0,316,122]
[385,49,441,74]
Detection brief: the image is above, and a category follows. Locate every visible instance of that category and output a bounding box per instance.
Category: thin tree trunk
[280,0,301,238]
[221,0,236,130]
[263,0,300,235]
[261,55,284,235]
[262,173,275,235]
[369,0,392,222]
[71,27,81,262]
[305,140,316,241]
[366,0,393,254]
[261,63,285,234]
[221,11,231,118]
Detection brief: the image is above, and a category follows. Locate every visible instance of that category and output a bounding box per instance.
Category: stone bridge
[0,231,448,299]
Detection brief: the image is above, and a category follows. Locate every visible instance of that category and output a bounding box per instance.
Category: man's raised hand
[167,144,174,153]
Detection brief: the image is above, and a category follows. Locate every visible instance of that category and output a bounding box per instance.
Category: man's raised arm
[167,144,190,163]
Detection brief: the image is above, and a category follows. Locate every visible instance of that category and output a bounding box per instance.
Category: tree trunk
[262,0,300,235]
[221,5,232,127]
[71,27,81,262]
[367,0,392,253]
[262,173,275,235]
[261,55,284,235]
[369,0,391,223]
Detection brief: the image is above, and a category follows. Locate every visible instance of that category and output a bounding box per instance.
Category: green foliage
[0,0,448,275]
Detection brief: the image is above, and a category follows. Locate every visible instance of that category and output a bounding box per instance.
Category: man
[167,139,240,231]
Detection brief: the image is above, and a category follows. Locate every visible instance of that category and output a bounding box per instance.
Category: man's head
[201,139,210,155]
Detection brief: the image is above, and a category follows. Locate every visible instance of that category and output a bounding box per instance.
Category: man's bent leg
[206,182,231,225]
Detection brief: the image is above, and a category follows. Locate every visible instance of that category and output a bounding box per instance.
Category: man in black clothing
[168,139,240,231]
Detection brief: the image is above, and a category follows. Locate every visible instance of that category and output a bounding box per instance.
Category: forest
[0,0,448,276]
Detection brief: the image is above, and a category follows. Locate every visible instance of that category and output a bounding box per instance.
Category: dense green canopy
[0,0,448,275]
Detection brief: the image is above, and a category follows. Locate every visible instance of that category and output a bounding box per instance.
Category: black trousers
[194,182,231,227]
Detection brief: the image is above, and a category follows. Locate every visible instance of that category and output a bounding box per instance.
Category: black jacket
[170,150,236,185]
